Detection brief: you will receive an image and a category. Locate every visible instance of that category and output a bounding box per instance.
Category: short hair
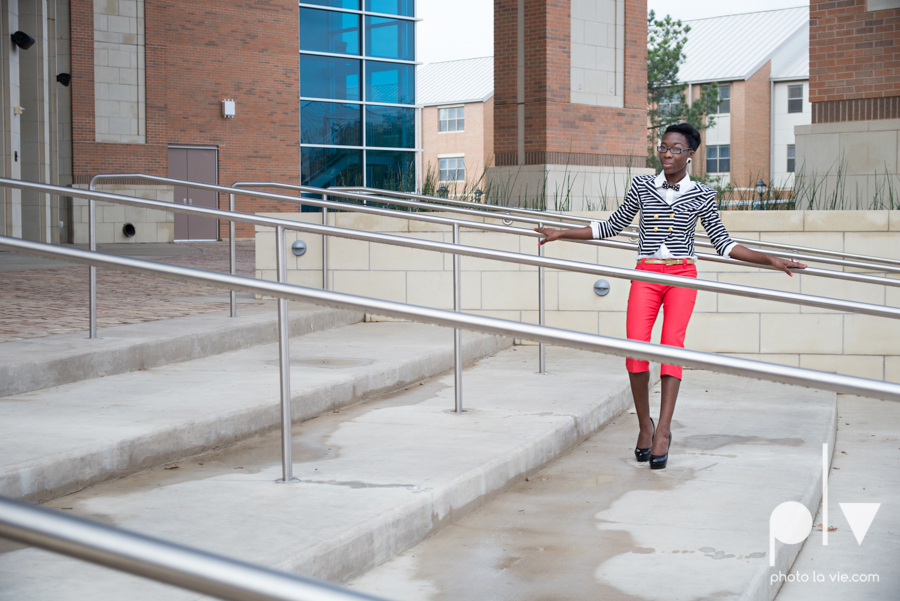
[663,123,701,151]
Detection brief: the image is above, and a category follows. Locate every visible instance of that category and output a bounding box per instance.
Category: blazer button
[668,227,673,232]
[654,227,658,232]
[654,214,658,219]
[670,213,674,218]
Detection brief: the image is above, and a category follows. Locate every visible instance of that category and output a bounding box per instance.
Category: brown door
[169,147,219,241]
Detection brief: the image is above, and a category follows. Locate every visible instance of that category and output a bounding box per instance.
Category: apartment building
[677,7,811,191]
[418,57,493,193]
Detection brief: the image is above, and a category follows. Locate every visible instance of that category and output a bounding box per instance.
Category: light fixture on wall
[755,180,768,197]
[11,31,35,50]
[474,188,483,202]
[56,73,72,86]
[222,98,236,118]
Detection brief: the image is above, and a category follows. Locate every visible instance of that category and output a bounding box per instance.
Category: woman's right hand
[535,227,563,246]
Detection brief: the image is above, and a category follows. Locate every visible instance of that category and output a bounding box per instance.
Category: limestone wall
[71,184,173,243]
[256,209,900,383]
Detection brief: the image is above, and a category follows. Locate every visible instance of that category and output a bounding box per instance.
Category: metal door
[169,147,219,241]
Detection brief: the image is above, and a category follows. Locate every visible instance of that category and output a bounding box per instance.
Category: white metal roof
[771,47,809,80]
[417,56,494,106]
[678,7,809,83]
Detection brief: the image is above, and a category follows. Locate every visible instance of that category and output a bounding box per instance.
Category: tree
[647,10,719,170]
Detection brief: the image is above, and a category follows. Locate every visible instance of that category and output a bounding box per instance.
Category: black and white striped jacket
[589,173,736,258]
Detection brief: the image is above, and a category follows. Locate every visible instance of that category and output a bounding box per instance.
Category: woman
[535,123,805,470]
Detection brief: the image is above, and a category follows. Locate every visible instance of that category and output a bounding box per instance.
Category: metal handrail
[238,181,900,283]
[87,175,900,390]
[5,235,900,486]
[336,186,900,269]
[4,236,900,402]
[9,175,900,420]
[0,495,392,601]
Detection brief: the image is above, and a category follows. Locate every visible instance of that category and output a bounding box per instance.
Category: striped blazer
[590,174,736,257]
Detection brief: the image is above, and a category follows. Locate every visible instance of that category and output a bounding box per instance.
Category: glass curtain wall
[299,1,417,206]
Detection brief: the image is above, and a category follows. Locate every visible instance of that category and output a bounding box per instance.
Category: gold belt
[638,258,695,265]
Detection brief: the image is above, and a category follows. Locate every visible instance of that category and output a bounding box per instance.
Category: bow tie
[662,182,680,192]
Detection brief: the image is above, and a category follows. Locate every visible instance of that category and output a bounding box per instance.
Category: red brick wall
[71,0,302,238]
[493,0,647,166]
[810,0,900,122]
[730,63,771,186]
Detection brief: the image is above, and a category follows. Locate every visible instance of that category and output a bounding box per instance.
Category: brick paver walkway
[0,241,255,342]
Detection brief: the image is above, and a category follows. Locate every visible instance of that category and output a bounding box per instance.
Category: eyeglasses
[657,145,690,154]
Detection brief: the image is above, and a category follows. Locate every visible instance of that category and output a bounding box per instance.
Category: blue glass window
[365,0,414,17]
[366,150,416,191]
[300,55,361,100]
[365,61,414,104]
[300,8,360,55]
[301,147,363,209]
[301,101,362,146]
[366,106,415,148]
[301,0,360,8]
[365,16,414,61]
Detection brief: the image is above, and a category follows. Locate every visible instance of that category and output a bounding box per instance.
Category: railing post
[275,226,298,483]
[229,194,236,318]
[453,222,463,413]
[89,198,97,339]
[322,198,329,290]
[538,222,547,374]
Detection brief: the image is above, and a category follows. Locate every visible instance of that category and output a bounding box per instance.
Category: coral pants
[625,260,698,380]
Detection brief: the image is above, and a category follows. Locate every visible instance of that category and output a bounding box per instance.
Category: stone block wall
[70,184,173,243]
[257,209,900,383]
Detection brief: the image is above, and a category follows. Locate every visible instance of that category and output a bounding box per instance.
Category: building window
[658,89,681,121]
[788,84,803,113]
[706,145,730,173]
[439,106,464,132]
[299,2,417,199]
[717,84,731,114]
[439,157,465,182]
[787,144,795,173]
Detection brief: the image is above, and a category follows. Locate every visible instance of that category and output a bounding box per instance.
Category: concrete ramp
[348,371,838,601]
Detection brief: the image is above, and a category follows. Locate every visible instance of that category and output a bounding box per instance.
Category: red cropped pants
[625,259,698,380]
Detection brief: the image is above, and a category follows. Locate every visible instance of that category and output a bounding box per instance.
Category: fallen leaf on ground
[164,466,179,470]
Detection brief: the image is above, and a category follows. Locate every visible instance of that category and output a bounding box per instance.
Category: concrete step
[0,347,643,600]
[0,301,364,397]
[347,371,839,601]
[0,321,510,503]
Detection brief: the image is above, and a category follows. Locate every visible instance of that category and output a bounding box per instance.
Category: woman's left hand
[771,256,807,276]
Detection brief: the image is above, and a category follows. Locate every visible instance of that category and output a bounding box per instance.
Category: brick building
[488,0,653,211]
[675,8,810,193]
[1,0,418,243]
[794,0,900,208]
[418,57,493,196]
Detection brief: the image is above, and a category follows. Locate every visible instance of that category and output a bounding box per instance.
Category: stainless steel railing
[8,176,900,419]
[88,175,900,392]
[5,235,900,482]
[3,236,900,397]
[336,186,900,269]
[0,495,393,601]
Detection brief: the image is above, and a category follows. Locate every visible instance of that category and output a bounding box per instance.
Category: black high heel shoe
[634,417,655,463]
[650,431,671,470]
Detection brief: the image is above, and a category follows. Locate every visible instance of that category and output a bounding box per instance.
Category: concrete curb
[750,400,838,601]
[279,365,660,584]
[0,303,364,397]
[2,331,511,503]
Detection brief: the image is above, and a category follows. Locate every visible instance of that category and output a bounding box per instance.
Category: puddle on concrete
[682,434,804,450]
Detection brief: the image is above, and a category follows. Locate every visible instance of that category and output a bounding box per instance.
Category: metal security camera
[11,31,35,50]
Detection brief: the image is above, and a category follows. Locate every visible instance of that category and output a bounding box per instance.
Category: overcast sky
[417,1,810,65]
